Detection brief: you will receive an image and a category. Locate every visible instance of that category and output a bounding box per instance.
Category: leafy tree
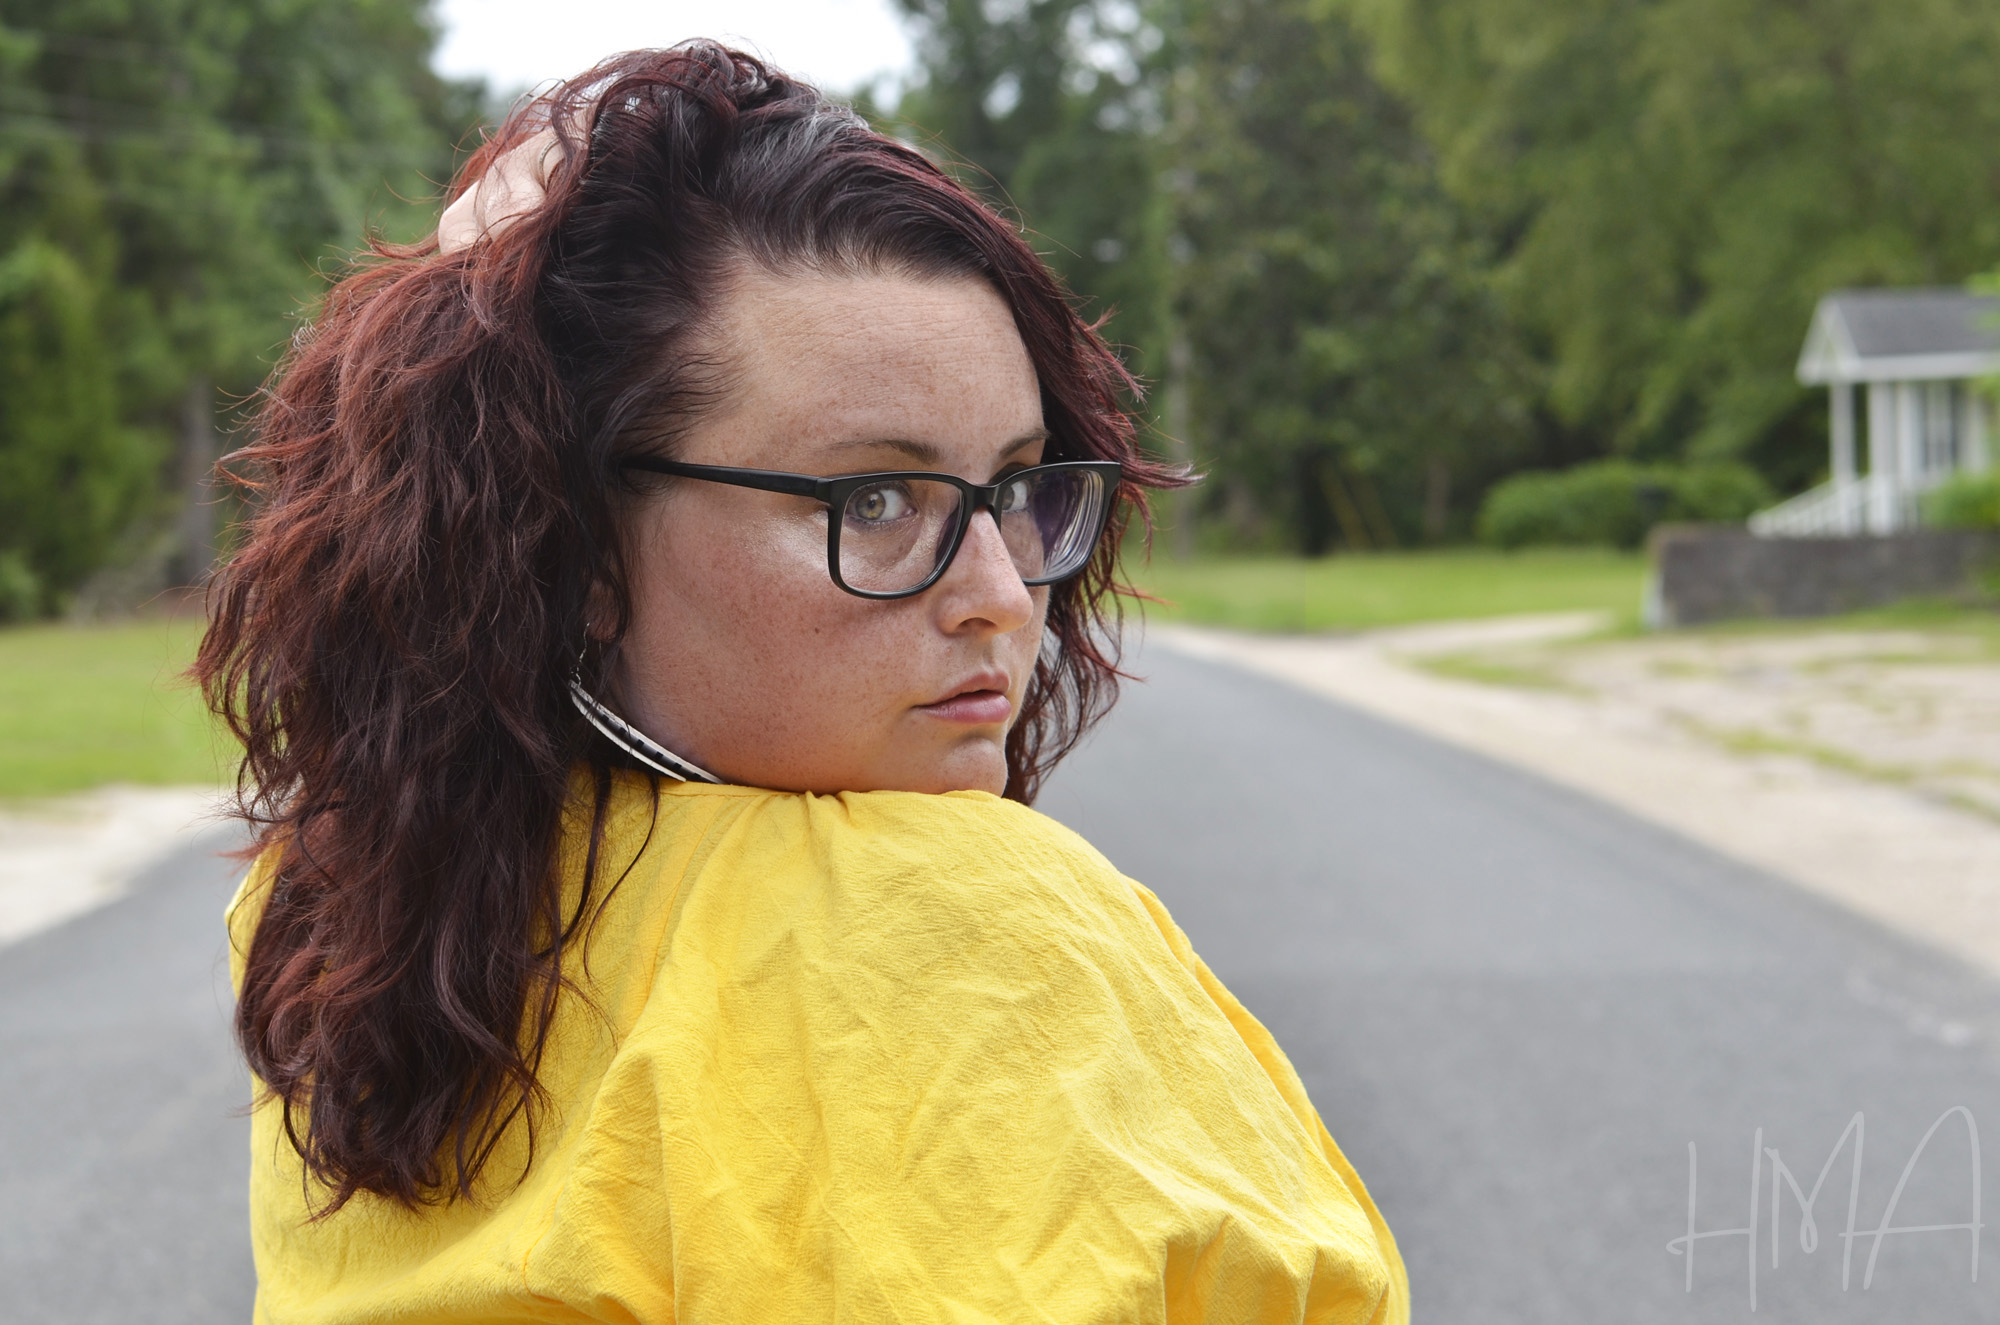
[888,0,1538,553]
[0,238,152,615]
[1173,0,1532,551]
[1338,0,2000,491]
[887,0,1173,385]
[0,0,481,615]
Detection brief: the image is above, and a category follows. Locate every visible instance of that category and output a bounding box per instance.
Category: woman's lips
[918,680,1013,724]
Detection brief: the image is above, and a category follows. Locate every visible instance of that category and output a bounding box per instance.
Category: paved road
[1040,641,2000,1324]
[0,823,254,1323]
[9,641,2000,1322]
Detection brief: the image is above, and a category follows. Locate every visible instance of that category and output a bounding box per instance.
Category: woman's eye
[849,484,913,524]
[998,477,1032,515]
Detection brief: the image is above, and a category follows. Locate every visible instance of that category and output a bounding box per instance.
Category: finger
[438,128,567,255]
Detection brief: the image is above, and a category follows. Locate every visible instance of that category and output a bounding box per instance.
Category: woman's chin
[735,737,1008,798]
[857,737,1010,798]
[922,733,1012,795]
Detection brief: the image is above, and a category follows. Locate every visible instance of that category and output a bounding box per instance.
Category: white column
[1896,383,1925,528]
[1866,382,1898,533]
[1960,385,1990,474]
[1923,382,1952,476]
[1830,383,1856,532]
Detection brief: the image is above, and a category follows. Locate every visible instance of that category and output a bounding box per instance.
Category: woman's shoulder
[821,784,1121,881]
[554,775,1405,1324]
[568,774,1179,1042]
[651,773,1102,844]
[619,773,1129,899]
[614,775,1146,954]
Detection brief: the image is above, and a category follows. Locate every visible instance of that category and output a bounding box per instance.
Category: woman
[203,43,1407,1324]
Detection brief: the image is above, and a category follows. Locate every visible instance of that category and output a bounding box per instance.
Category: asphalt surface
[0,822,254,1323]
[1039,641,2000,1324]
[7,639,2000,1322]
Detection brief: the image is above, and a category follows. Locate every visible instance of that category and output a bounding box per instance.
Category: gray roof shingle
[1798,288,2000,383]
[1829,289,2000,357]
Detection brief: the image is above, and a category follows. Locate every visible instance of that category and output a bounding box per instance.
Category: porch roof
[1797,288,2000,385]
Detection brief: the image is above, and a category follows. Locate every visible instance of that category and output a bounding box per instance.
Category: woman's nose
[933,509,1035,634]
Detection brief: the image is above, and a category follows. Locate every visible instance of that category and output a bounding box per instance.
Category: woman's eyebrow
[996,428,1051,457]
[828,429,1050,467]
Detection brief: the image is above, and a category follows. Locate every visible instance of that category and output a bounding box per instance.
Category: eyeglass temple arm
[620,457,830,502]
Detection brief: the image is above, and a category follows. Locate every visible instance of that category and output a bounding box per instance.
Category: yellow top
[229,774,1408,1324]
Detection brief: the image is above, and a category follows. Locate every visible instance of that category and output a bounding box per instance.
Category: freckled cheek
[675,520,912,711]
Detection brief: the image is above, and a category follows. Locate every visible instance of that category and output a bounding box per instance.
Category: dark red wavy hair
[198,42,1182,1211]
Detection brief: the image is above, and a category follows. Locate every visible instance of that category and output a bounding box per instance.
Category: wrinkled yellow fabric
[229,773,1408,1324]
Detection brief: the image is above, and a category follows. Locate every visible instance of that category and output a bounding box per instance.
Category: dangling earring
[570,628,721,784]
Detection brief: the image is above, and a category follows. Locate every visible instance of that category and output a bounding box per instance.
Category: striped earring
[570,629,720,784]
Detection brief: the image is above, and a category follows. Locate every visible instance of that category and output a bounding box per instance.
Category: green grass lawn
[1126,547,1649,632]
[0,617,228,799]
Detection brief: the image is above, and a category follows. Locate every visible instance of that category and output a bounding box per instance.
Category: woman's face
[607,265,1050,796]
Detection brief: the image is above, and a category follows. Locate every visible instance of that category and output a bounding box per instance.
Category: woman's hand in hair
[437,129,564,255]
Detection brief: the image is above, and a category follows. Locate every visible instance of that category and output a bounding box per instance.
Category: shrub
[1477,461,1651,549]
[1924,470,2000,529]
[1670,463,1774,524]
[1476,460,1774,549]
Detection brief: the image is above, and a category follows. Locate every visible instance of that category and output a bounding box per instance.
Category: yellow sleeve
[1126,880,1412,1325]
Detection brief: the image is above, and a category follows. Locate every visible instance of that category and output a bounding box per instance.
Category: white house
[1751,288,2000,535]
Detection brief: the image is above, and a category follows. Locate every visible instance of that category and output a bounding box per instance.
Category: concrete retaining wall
[1646,525,2000,627]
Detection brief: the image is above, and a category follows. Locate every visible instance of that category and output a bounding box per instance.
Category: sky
[432,0,917,97]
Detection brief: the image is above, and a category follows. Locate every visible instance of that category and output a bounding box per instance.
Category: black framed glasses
[621,457,1123,599]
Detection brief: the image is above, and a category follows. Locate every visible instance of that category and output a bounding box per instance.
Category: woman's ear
[584,580,618,642]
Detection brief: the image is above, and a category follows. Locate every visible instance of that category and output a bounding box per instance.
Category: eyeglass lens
[837,468,1109,596]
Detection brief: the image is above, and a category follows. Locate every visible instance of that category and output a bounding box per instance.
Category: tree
[1338,0,2000,491]
[887,0,1537,552]
[888,0,1173,386]
[0,0,481,615]
[0,239,151,616]
[1173,0,1532,551]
